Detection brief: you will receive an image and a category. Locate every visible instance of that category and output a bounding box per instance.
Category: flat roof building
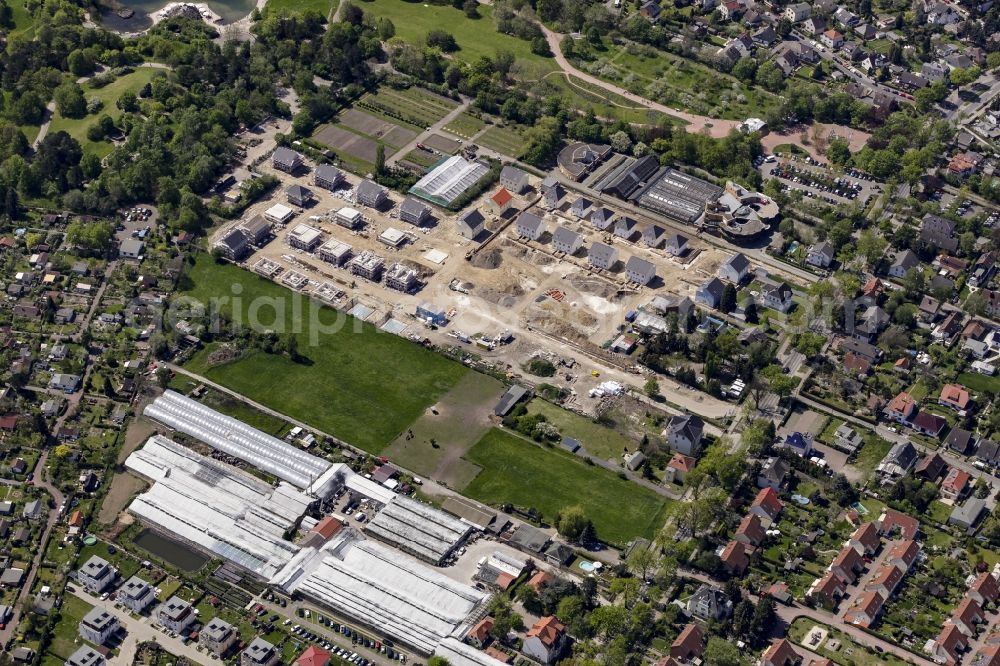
[635,168,724,224]
[66,646,105,666]
[242,638,280,666]
[77,555,116,594]
[79,607,119,645]
[318,239,352,266]
[350,250,385,281]
[379,227,408,248]
[201,617,239,656]
[335,207,363,229]
[264,204,295,225]
[288,224,323,251]
[385,263,419,292]
[118,575,155,614]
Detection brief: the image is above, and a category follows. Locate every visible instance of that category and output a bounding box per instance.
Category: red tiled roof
[887,539,920,570]
[752,487,783,518]
[736,513,765,545]
[527,616,565,648]
[866,565,903,595]
[936,622,968,663]
[491,188,513,207]
[485,647,512,664]
[887,391,917,415]
[850,522,881,552]
[297,646,330,666]
[496,572,516,590]
[952,597,984,627]
[311,516,344,540]
[971,573,1000,604]
[668,452,697,473]
[670,624,705,661]
[940,384,971,410]
[943,468,971,494]
[469,617,494,643]
[761,638,799,666]
[528,570,552,593]
[721,540,749,573]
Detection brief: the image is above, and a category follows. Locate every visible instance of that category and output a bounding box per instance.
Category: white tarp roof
[278,535,487,655]
[365,495,471,563]
[125,435,308,579]
[435,638,510,666]
[144,391,332,489]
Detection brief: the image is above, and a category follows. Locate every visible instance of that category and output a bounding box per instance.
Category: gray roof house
[625,256,656,285]
[719,253,750,283]
[516,212,546,241]
[888,250,920,278]
[552,227,582,255]
[457,209,486,240]
[696,277,725,309]
[589,242,618,271]
[665,233,689,256]
[272,146,304,173]
[399,197,431,226]
[500,165,529,194]
[356,179,387,208]
[665,414,704,456]
[949,498,987,530]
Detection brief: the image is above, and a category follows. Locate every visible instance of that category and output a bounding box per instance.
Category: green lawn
[48,68,162,158]
[181,254,469,452]
[266,0,338,17]
[525,398,637,461]
[49,595,95,659]
[958,372,1000,395]
[7,0,36,42]
[361,0,556,78]
[462,428,671,546]
[851,435,893,476]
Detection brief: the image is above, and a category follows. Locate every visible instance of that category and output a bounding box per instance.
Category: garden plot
[359,86,459,128]
[339,108,418,149]
[313,124,379,163]
[478,125,528,158]
[424,133,462,154]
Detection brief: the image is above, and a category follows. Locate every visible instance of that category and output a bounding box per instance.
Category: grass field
[360,0,556,78]
[477,125,528,158]
[533,73,674,126]
[48,68,162,158]
[851,435,893,476]
[525,398,637,461]
[181,254,469,452]
[7,0,35,42]
[462,428,671,546]
[443,112,486,139]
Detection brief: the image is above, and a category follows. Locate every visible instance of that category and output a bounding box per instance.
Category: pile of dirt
[476,280,525,307]
[531,253,556,266]
[471,248,503,269]
[569,274,620,299]
[205,344,244,367]
[399,259,434,279]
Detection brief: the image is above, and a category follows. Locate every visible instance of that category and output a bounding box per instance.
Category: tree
[720,284,737,313]
[776,16,792,37]
[856,229,888,268]
[463,0,479,18]
[626,547,658,581]
[643,377,660,399]
[610,130,632,153]
[117,90,139,113]
[67,49,96,77]
[375,144,386,175]
[556,505,589,540]
[704,637,742,666]
[426,29,458,51]
[966,291,986,317]
[376,17,395,40]
[156,367,171,389]
[54,82,87,119]
[826,137,851,165]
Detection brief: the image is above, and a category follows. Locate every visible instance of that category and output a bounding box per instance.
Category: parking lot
[759,157,881,206]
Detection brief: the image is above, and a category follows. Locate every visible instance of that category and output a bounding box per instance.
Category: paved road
[69,587,210,666]
[0,449,67,648]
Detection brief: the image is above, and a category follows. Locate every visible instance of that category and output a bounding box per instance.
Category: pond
[133,529,209,572]
[98,0,254,32]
